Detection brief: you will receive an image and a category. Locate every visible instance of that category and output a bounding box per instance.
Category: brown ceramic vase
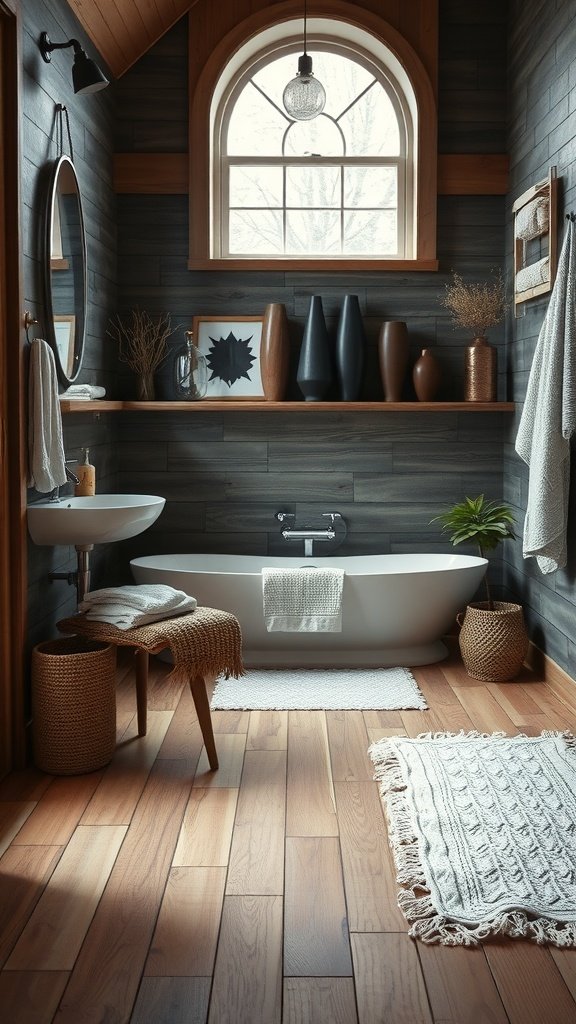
[378,321,409,402]
[260,303,290,401]
[413,347,441,401]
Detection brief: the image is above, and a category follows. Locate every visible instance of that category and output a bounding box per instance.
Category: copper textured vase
[464,336,496,402]
[378,321,409,402]
[413,347,441,401]
[261,303,290,401]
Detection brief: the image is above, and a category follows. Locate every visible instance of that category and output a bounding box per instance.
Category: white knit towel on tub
[262,567,344,632]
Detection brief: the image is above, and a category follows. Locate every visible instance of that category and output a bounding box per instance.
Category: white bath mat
[210,667,427,711]
[370,730,576,946]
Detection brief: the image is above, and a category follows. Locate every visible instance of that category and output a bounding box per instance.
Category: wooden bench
[58,606,244,771]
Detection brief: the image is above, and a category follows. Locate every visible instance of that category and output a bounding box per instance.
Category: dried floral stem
[107,310,176,377]
[442,273,505,337]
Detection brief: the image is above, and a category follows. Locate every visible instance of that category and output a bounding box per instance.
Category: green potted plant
[432,495,529,681]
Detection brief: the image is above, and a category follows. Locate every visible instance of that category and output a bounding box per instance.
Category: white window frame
[188,8,439,271]
[213,38,414,261]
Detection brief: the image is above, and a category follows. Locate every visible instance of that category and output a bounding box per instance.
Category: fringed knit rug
[210,666,427,711]
[369,731,576,947]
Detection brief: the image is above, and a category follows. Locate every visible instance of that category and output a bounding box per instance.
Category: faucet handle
[322,512,342,522]
[275,511,295,522]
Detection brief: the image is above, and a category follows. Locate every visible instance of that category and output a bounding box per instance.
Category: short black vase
[335,294,366,401]
[297,295,332,401]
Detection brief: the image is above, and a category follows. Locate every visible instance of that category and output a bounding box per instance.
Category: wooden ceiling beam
[113,152,509,196]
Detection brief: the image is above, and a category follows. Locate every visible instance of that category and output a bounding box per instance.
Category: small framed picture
[191,315,264,399]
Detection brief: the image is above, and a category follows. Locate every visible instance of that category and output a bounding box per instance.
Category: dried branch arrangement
[442,273,506,337]
[107,309,176,377]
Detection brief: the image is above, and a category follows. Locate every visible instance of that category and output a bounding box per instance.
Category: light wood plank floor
[2,649,576,1023]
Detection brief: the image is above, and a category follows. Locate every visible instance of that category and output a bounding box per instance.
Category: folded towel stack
[59,384,107,401]
[79,584,197,630]
[262,567,344,632]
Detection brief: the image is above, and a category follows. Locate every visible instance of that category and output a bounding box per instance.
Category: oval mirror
[43,155,87,385]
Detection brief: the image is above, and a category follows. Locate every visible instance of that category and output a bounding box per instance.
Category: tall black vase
[335,294,365,401]
[297,295,332,402]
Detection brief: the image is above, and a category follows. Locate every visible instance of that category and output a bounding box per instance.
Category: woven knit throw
[58,606,244,681]
[370,730,576,947]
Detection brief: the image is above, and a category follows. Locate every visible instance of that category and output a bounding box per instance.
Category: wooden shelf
[59,400,515,413]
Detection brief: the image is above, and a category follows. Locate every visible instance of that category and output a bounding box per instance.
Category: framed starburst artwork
[191,315,265,399]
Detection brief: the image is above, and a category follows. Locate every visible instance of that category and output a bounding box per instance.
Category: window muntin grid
[216,42,412,259]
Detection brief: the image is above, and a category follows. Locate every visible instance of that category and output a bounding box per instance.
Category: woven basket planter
[457,601,529,682]
[32,637,117,775]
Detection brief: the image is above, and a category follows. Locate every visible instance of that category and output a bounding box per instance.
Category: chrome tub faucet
[275,511,345,556]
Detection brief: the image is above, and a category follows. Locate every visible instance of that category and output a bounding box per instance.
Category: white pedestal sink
[27,494,166,547]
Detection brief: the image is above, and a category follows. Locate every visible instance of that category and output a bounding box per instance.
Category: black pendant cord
[303,0,308,54]
[56,103,74,161]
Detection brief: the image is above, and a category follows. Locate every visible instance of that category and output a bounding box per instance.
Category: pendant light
[282,0,326,121]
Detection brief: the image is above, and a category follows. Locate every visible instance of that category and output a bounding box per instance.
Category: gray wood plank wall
[504,0,576,675]
[22,0,118,653]
[112,6,508,600]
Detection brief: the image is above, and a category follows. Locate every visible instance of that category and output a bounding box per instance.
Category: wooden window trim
[188,0,438,272]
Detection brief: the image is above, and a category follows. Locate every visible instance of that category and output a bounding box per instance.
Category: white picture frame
[191,315,264,399]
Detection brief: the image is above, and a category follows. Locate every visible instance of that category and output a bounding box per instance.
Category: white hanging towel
[27,338,67,494]
[262,567,344,632]
[515,219,576,573]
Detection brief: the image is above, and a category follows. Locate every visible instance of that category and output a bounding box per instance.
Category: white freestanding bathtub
[130,552,487,666]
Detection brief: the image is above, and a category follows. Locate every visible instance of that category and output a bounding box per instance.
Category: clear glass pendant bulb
[283,53,326,121]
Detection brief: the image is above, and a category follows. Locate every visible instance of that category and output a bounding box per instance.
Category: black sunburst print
[206,331,256,388]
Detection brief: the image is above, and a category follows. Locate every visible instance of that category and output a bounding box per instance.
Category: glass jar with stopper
[172,330,208,400]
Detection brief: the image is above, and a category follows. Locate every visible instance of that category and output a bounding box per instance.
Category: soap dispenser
[74,448,96,496]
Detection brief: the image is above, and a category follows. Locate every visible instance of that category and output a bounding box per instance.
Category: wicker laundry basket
[32,637,117,775]
[457,601,529,682]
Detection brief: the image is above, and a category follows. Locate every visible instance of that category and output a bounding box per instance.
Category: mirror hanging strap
[56,103,74,161]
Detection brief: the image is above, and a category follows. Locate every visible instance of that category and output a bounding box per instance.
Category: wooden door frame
[0,0,27,774]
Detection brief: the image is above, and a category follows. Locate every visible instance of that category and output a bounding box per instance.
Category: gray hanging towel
[515,219,576,573]
[27,338,67,494]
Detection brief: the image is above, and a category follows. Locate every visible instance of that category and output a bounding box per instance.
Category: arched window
[216,42,412,259]
[188,7,438,271]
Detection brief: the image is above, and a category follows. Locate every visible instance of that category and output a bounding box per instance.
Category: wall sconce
[39,32,109,94]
